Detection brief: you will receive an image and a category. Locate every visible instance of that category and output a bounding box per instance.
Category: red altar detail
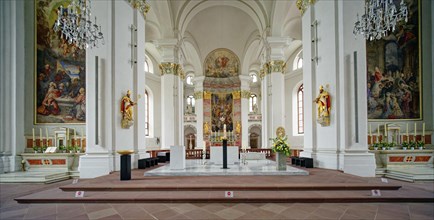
[405,156,413,162]
[28,159,43,165]
[414,156,431,162]
[51,159,66,165]
[389,156,405,162]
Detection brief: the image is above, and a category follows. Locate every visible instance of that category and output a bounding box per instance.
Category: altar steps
[59,183,401,192]
[0,171,70,184]
[385,167,434,182]
[15,188,433,204]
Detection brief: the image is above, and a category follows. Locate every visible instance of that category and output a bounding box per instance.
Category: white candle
[81,128,84,148]
[40,128,42,143]
[369,124,372,136]
[46,128,49,146]
[32,128,35,142]
[414,123,417,137]
[377,124,380,137]
[67,128,69,145]
[384,123,387,137]
[422,123,425,137]
[74,129,77,142]
[406,123,409,137]
[203,141,206,151]
[223,124,227,138]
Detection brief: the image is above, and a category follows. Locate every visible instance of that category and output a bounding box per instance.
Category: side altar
[21,153,83,178]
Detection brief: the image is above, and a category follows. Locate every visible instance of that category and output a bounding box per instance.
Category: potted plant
[401,141,409,150]
[417,141,425,150]
[41,145,47,153]
[371,142,380,150]
[409,141,416,150]
[67,145,74,153]
[32,146,39,153]
[58,145,66,153]
[380,142,388,150]
[270,136,291,171]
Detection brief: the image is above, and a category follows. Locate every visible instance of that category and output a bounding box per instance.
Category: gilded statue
[203,122,210,135]
[314,85,331,126]
[235,121,241,134]
[121,90,136,129]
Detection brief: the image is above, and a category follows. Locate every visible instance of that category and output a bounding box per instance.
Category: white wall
[145,72,161,148]
[285,70,303,148]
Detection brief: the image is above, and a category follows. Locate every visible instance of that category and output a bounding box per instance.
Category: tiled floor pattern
[1,166,434,219]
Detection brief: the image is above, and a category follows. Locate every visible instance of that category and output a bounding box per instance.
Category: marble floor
[144,159,309,176]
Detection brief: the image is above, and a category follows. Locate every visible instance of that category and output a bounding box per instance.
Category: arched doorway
[184,125,196,149]
[248,124,261,149]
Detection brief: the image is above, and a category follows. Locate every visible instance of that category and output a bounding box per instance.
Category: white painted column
[193,76,205,149]
[239,75,251,148]
[267,37,291,138]
[156,38,184,149]
[80,1,148,177]
[260,69,269,148]
[0,0,25,173]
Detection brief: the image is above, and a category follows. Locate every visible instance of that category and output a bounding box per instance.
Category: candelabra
[353,0,408,41]
[53,0,104,49]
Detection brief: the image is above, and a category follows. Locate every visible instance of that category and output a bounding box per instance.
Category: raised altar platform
[370,149,434,182]
[144,159,309,176]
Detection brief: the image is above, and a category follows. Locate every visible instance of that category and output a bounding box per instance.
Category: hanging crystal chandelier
[353,0,408,41]
[53,0,104,49]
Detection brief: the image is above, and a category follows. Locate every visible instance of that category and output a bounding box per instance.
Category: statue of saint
[314,85,331,126]
[235,121,241,135]
[121,90,136,128]
[203,122,210,135]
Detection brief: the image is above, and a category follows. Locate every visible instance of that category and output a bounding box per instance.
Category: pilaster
[193,76,205,149]
[239,75,251,148]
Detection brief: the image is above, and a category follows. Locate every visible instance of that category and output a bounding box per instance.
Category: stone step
[0,171,70,184]
[59,183,402,192]
[15,188,433,204]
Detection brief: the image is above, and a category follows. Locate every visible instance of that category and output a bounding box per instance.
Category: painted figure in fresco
[69,87,86,121]
[121,90,136,128]
[314,85,331,126]
[37,82,61,116]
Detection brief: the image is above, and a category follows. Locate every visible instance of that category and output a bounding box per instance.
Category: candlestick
[422,123,425,137]
[369,124,372,137]
[32,128,35,143]
[406,123,409,137]
[67,128,69,146]
[203,141,206,151]
[74,129,77,146]
[377,124,380,138]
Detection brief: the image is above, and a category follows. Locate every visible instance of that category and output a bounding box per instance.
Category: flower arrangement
[270,136,291,156]
[416,141,425,149]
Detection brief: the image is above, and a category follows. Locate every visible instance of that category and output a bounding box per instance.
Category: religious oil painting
[204,48,240,78]
[366,0,421,121]
[211,93,233,132]
[35,0,86,124]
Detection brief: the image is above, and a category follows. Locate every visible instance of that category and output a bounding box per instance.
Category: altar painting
[366,0,420,120]
[211,93,233,132]
[35,0,86,124]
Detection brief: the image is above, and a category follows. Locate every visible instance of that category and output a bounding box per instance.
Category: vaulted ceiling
[145,0,302,77]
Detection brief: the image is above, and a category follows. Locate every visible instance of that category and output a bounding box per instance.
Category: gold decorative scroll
[241,90,251,99]
[296,0,316,15]
[259,68,266,80]
[232,91,241,99]
[268,60,286,74]
[128,0,150,18]
[203,91,212,100]
[194,91,203,100]
[159,62,184,79]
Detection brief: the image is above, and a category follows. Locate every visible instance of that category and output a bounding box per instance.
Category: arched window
[293,50,303,70]
[144,55,154,73]
[186,75,194,85]
[145,90,149,136]
[297,84,304,134]
[186,95,195,113]
[250,72,258,83]
[249,94,257,113]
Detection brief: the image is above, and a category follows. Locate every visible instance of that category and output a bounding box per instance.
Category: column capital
[268,60,286,74]
[159,62,185,79]
[193,91,203,100]
[127,0,150,18]
[241,90,251,99]
[239,75,251,89]
[193,76,205,91]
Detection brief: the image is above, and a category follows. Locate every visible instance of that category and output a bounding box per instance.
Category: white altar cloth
[210,146,239,165]
[170,145,186,170]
